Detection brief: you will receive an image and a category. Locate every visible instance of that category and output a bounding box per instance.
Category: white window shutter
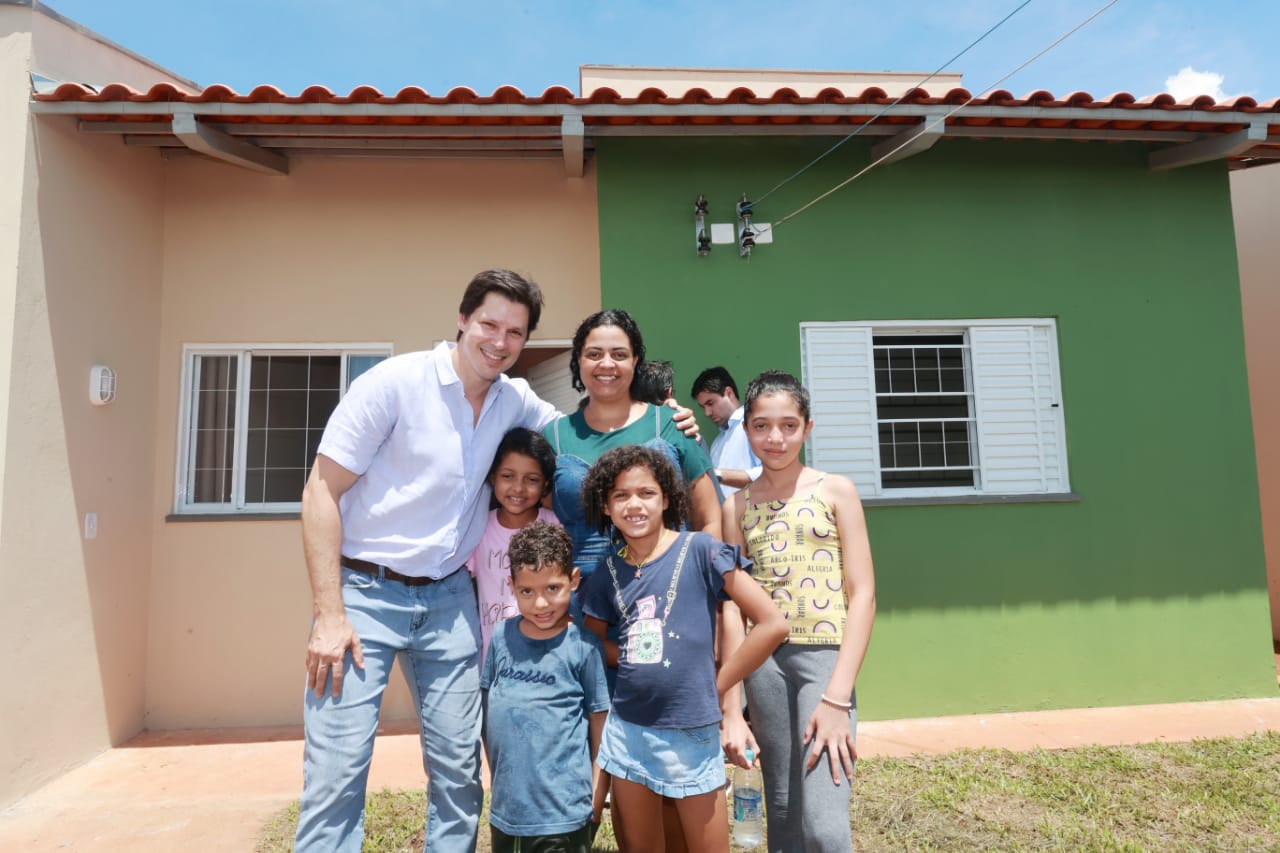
[801,324,879,496]
[525,350,580,415]
[970,323,1069,494]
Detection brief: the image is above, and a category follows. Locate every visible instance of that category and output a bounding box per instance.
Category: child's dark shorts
[490,820,595,853]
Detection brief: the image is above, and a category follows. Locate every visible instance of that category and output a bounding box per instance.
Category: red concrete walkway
[3,697,1280,852]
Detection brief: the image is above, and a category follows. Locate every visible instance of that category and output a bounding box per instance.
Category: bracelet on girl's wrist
[820,693,853,711]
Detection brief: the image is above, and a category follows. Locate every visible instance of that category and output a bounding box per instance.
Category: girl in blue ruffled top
[579,444,786,851]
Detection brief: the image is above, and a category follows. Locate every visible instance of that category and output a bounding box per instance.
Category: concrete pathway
[3,698,1280,852]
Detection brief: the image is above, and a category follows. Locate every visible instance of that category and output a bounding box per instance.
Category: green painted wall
[596,137,1276,719]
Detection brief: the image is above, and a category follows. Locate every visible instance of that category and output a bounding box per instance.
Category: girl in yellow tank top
[720,370,877,853]
[740,477,848,643]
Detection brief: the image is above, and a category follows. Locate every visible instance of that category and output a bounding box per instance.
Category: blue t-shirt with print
[581,531,747,729]
[481,618,610,837]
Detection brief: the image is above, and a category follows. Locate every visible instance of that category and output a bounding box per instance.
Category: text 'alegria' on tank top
[740,477,846,645]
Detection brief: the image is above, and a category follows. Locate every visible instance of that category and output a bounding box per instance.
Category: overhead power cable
[753,0,1034,208]
[766,0,1122,232]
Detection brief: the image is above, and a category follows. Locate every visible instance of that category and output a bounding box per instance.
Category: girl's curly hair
[582,445,687,535]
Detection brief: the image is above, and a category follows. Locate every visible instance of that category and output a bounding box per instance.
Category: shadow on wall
[33,118,167,745]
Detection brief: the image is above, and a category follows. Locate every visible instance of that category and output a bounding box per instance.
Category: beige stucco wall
[1,112,167,803]
[146,154,600,728]
[1,3,194,809]
[0,12,31,531]
[1232,165,1280,642]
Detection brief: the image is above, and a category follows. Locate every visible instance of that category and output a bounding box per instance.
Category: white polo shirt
[318,341,558,578]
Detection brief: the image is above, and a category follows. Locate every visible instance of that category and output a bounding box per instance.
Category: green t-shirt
[544,403,713,485]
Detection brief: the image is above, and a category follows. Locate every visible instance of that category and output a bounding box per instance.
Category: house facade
[1231,164,1280,645]
[3,1,1277,807]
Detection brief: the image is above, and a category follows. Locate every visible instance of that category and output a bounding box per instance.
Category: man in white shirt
[691,366,762,490]
[295,270,558,852]
[295,272,701,852]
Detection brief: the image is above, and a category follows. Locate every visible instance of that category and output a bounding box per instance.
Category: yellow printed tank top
[741,478,845,644]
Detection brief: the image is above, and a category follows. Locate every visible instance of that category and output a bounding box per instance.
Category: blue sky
[43,0,1280,102]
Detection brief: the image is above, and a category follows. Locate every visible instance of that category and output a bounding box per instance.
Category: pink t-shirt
[468,507,562,662]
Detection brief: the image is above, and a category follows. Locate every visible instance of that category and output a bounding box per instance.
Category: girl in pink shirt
[468,428,561,664]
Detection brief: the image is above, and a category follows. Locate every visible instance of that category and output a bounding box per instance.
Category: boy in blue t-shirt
[481,521,610,852]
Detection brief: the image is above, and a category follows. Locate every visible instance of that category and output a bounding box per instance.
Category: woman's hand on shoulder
[666,399,701,440]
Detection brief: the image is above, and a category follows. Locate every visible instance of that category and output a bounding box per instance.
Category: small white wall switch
[753,223,774,244]
[84,512,98,540]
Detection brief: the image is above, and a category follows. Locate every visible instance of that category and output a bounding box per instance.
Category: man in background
[691,366,761,491]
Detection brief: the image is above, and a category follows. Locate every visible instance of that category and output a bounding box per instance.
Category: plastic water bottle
[732,746,764,848]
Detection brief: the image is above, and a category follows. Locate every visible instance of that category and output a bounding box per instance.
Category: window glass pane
[198,355,237,391]
[262,468,309,503]
[193,466,233,503]
[265,390,309,429]
[307,389,340,428]
[882,469,975,489]
[876,394,970,421]
[196,390,237,430]
[250,357,269,390]
[183,350,387,511]
[243,466,267,504]
[263,428,309,469]
[310,357,341,390]
[247,389,268,429]
[267,355,311,390]
[241,355,343,506]
[347,355,385,388]
[873,334,974,490]
[190,356,237,504]
[246,427,267,470]
[306,429,325,465]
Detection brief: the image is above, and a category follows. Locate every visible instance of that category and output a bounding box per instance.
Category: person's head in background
[632,359,675,406]
[690,366,741,430]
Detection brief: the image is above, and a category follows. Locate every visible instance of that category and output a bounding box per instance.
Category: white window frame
[173,342,392,514]
[800,319,1070,500]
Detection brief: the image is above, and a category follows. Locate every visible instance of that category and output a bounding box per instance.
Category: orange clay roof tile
[32,83,1280,164]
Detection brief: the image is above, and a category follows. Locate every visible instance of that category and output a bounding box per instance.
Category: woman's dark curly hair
[569,309,647,394]
[583,445,687,535]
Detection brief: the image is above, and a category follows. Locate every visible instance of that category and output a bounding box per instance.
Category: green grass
[258,733,1280,852]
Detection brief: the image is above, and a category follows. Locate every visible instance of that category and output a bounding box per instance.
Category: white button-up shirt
[318,341,557,577]
[709,405,762,481]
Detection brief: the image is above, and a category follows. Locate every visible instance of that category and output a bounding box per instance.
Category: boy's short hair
[632,359,674,406]
[507,521,574,579]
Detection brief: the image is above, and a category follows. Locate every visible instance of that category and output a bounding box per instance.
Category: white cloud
[1164,67,1234,101]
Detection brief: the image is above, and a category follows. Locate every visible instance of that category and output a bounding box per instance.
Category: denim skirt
[597,714,725,798]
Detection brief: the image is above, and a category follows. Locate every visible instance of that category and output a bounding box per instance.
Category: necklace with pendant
[607,532,692,627]
[621,529,670,579]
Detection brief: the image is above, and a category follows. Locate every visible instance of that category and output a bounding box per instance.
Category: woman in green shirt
[544,309,721,601]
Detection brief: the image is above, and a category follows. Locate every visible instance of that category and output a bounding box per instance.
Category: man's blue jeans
[295,567,483,853]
